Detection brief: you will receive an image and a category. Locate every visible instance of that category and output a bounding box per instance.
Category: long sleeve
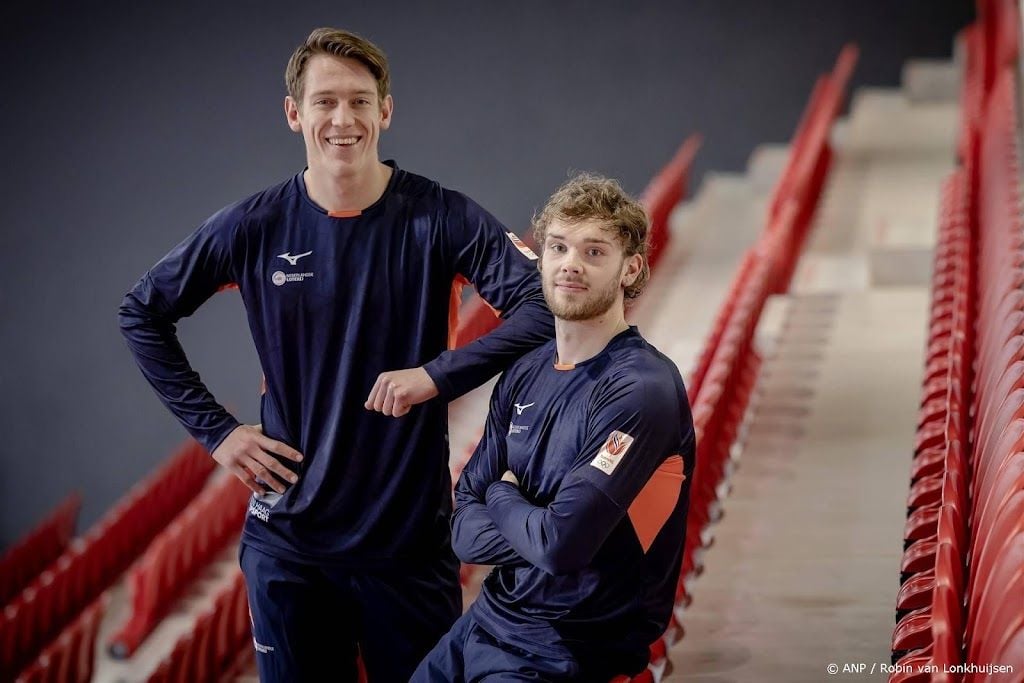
[423,191,554,400]
[118,209,242,454]
[451,375,526,566]
[485,372,693,575]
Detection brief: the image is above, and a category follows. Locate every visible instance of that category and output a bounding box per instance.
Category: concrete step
[746,143,791,194]
[843,88,958,158]
[901,59,960,103]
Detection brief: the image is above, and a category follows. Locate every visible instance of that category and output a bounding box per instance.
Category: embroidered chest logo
[590,430,635,475]
[508,422,530,436]
[514,402,535,415]
[509,399,536,435]
[272,250,315,286]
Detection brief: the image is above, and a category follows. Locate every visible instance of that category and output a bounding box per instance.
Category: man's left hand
[365,367,439,417]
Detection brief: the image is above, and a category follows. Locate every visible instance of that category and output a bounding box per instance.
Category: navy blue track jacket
[453,328,694,672]
[119,162,554,565]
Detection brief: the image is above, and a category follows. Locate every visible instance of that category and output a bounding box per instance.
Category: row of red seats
[0,441,215,679]
[0,494,80,608]
[13,596,105,683]
[640,134,703,273]
[688,43,856,402]
[146,571,250,683]
[684,39,858,607]
[766,43,858,292]
[451,134,703,349]
[614,44,859,683]
[890,169,972,679]
[889,1,1024,678]
[961,55,1023,678]
[108,473,251,659]
[679,216,781,588]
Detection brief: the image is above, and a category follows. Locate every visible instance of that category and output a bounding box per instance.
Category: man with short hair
[413,174,695,682]
[119,27,553,682]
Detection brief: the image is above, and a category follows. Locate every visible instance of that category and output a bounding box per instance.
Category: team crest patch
[590,430,635,475]
[506,232,538,260]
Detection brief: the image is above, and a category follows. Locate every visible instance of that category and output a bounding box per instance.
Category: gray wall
[0,1,971,546]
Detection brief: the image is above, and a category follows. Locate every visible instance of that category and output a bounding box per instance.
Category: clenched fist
[365,367,439,417]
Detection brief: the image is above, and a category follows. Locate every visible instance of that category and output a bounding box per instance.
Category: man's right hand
[212,424,303,495]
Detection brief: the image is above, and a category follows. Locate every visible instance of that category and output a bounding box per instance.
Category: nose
[332,102,355,127]
[560,249,583,273]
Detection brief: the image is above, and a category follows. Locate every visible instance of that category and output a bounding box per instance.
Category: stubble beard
[543,272,622,322]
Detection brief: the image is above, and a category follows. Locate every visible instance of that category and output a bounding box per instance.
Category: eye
[549,243,566,253]
[355,98,371,106]
[314,99,331,107]
[586,248,604,257]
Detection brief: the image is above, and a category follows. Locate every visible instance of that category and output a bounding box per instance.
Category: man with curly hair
[414,174,695,682]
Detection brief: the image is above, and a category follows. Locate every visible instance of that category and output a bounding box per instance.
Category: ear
[379,94,394,131]
[621,253,643,287]
[284,96,302,133]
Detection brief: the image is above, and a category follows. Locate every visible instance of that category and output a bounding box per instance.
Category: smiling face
[540,218,642,322]
[284,54,393,180]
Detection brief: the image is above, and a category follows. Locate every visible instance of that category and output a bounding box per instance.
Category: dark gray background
[0,1,971,546]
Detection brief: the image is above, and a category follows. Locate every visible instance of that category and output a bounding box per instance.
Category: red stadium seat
[108,474,250,658]
[0,441,214,677]
[0,495,80,610]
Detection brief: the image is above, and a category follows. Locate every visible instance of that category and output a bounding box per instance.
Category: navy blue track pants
[240,542,461,682]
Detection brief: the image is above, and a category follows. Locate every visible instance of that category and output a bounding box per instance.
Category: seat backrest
[971,453,1024,544]
[971,419,1024,510]
[986,621,1024,683]
[973,337,1023,420]
[974,388,1024,467]
[973,421,1024,507]
[965,538,1023,667]
[966,499,1024,637]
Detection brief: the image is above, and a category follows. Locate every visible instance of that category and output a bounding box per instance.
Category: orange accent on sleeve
[327,209,362,218]
[627,455,685,553]
[217,283,239,292]
[448,275,470,349]
[483,300,502,317]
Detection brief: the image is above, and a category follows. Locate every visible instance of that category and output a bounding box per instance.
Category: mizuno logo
[514,402,535,415]
[277,251,312,266]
